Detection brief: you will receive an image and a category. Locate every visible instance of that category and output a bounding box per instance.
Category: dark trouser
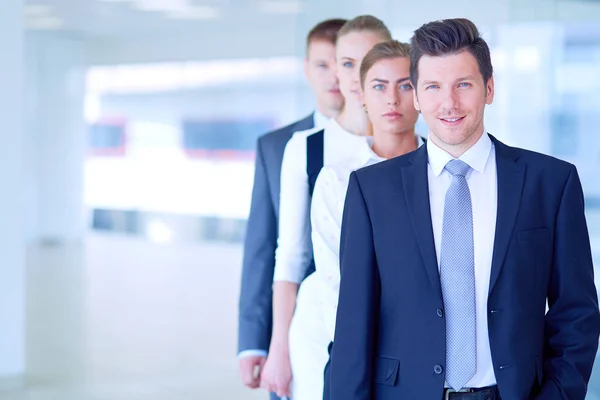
[444,386,500,399]
[323,341,333,400]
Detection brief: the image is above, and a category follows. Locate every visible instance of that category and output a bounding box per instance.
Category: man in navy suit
[237,18,347,397]
[330,18,600,400]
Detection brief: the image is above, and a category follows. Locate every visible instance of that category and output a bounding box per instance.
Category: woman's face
[361,56,420,135]
[336,31,387,109]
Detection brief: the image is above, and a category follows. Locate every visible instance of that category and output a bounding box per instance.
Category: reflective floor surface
[1,233,265,400]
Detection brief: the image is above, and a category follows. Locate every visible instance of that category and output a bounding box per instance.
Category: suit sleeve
[537,165,600,399]
[237,137,277,354]
[330,171,380,400]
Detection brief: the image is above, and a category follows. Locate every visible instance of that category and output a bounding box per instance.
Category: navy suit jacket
[330,135,600,400]
[238,114,314,354]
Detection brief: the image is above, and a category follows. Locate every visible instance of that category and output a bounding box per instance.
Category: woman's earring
[363,104,368,114]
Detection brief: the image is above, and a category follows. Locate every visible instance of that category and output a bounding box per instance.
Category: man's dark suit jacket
[238,114,314,356]
[330,135,600,400]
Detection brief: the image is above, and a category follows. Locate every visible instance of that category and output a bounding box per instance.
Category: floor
[1,220,599,400]
[1,233,265,400]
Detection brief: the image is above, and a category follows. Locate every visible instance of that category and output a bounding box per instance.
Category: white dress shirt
[427,132,498,388]
[313,110,329,130]
[273,118,370,284]
[308,135,425,341]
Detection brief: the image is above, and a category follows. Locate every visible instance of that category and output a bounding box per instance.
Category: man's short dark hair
[409,18,493,87]
[306,19,348,52]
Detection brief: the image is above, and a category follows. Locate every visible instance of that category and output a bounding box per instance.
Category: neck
[316,103,338,119]
[372,128,418,159]
[335,104,371,136]
[430,127,485,158]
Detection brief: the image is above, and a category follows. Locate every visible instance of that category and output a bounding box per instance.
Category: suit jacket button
[434,365,443,375]
[437,309,444,317]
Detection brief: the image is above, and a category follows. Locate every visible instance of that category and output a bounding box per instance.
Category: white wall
[0,0,25,383]
[25,32,87,244]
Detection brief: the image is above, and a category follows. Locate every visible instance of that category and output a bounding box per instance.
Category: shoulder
[258,114,314,150]
[494,137,575,178]
[318,162,352,189]
[355,148,415,180]
[280,127,327,173]
[286,126,326,153]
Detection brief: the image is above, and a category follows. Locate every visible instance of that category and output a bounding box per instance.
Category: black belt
[444,385,500,399]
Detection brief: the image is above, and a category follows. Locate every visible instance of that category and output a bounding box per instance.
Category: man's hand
[239,355,267,389]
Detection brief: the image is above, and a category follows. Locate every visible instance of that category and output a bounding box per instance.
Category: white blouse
[310,136,425,341]
[273,118,370,284]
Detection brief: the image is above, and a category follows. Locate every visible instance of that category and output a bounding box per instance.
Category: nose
[388,90,400,106]
[440,87,459,110]
[351,67,360,85]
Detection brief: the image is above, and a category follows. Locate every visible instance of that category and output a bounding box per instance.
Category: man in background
[237,18,347,399]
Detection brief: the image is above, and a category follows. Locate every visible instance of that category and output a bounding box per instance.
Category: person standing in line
[330,17,600,400]
[237,18,347,400]
[292,40,424,400]
[259,15,393,399]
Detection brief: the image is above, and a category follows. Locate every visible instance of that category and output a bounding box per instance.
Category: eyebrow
[421,75,478,86]
[371,76,411,84]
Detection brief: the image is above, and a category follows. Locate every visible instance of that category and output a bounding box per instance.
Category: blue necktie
[440,159,477,390]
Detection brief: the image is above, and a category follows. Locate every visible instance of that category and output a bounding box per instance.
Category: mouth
[439,116,465,126]
[329,88,341,94]
[383,112,402,119]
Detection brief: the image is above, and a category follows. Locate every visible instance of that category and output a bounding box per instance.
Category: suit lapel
[400,146,442,300]
[298,113,315,131]
[488,136,526,294]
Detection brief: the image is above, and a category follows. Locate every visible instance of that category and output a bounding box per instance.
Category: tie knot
[445,159,471,177]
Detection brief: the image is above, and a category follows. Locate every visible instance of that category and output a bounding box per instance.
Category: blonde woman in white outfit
[259,16,393,399]
[262,40,422,400]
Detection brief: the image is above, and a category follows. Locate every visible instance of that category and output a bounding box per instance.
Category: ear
[412,88,421,112]
[485,75,495,105]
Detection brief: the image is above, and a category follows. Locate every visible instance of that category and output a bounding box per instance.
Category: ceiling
[22,0,600,66]
[24,0,313,37]
[24,0,600,37]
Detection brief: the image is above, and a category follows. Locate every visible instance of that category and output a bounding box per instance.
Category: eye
[458,82,471,88]
[400,84,413,90]
[373,84,385,90]
[426,84,439,90]
[343,61,353,68]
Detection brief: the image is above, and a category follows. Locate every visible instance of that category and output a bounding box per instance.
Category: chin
[332,97,345,106]
[436,132,472,147]
[344,97,362,109]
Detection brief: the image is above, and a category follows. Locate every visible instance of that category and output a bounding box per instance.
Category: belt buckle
[444,388,471,400]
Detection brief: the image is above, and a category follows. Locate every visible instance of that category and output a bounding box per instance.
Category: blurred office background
[0,0,599,398]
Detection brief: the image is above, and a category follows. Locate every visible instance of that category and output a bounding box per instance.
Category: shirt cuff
[238,349,268,359]
[273,259,308,284]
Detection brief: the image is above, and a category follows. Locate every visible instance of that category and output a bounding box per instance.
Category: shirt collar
[313,110,329,129]
[358,134,426,168]
[427,131,493,177]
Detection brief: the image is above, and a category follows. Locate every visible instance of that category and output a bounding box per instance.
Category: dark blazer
[238,114,314,354]
[330,135,600,400]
